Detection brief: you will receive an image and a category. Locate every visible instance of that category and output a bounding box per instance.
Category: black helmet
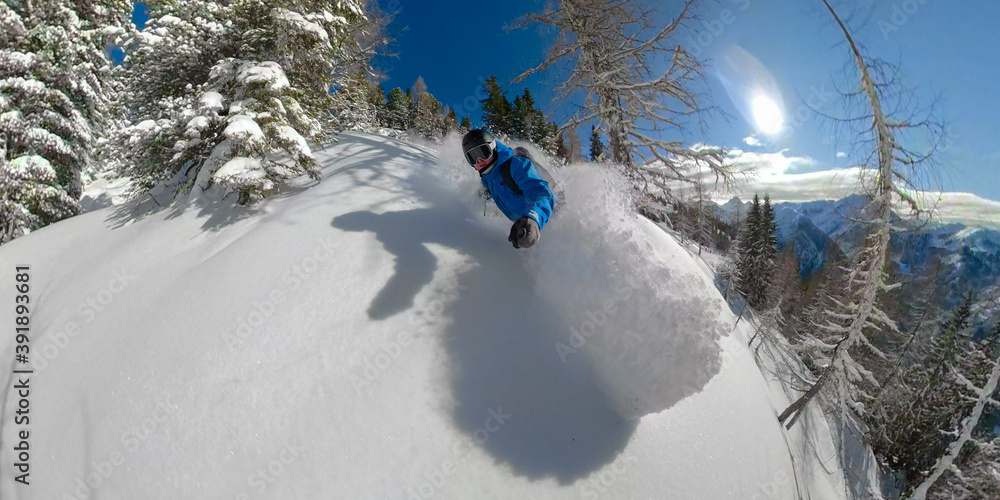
[462,129,496,166]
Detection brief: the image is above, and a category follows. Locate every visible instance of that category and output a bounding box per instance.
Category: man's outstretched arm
[511,157,555,229]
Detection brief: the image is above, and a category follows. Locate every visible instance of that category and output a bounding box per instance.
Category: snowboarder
[462,129,555,249]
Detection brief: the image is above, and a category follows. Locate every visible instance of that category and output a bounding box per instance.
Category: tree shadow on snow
[331,182,639,484]
[103,133,432,234]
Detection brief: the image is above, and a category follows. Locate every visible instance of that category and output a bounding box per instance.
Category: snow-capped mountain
[715,195,1000,310]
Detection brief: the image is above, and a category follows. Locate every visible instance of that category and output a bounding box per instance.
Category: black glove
[508,217,540,249]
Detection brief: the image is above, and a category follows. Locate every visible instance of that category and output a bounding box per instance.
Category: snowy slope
[0,133,846,499]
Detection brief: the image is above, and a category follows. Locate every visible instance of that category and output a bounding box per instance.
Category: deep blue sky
[375,0,1000,200]
[130,1,998,200]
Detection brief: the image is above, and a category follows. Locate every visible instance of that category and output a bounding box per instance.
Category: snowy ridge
[707,167,1000,229]
[0,133,846,499]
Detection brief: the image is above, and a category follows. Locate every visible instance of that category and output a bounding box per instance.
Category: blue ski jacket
[480,141,556,229]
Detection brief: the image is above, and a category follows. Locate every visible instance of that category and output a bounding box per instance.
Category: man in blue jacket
[462,129,555,249]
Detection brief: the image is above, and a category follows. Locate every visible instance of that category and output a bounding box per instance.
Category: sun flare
[752,95,784,135]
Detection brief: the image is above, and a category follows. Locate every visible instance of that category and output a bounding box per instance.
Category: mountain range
[713,194,1000,319]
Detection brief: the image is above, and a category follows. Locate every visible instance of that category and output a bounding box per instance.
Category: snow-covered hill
[0,133,847,499]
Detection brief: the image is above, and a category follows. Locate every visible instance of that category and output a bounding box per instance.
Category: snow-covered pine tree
[672,200,693,244]
[385,87,408,130]
[513,0,731,199]
[403,88,414,129]
[113,0,375,204]
[718,202,742,302]
[459,115,472,132]
[370,83,389,129]
[408,75,427,132]
[693,182,716,255]
[480,74,513,137]
[0,156,79,243]
[0,0,130,241]
[330,71,380,133]
[414,91,445,140]
[736,194,763,306]
[538,120,559,156]
[554,132,568,164]
[760,194,779,299]
[511,91,532,141]
[588,125,604,162]
[443,107,458,134]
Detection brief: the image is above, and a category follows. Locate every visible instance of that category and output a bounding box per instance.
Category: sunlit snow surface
[0,133,846,499]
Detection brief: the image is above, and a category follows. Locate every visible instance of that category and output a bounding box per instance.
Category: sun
[752,95,784,135]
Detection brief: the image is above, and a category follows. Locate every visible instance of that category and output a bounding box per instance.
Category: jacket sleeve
[510,157,555,229]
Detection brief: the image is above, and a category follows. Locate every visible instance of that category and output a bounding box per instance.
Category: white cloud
[725,149,817,177]
[661,147,1000,227]
[836,151,847,158]
[708,155,1000,227]
[743,136,763,147]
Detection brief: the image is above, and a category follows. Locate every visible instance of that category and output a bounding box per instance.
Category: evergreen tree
[693,183,715,255]
[330,72,379,132]
[732,193,778,309]
[408,76,427,131]
[414,91,445,140]
[539,120,558,154]
[1,156,79,244]
[736,195,763,305]
[444,107,459,133]
[554,132,568,164]
[112,0,375,204]
[0,0,131,242]
[480,75,513,137]
[459,115,472,131]
[760,194,779,302]
[384,87,408,130]
[371,83,389,128]
[512,92,530,140]
[404,88,414,129]
[589,126,605,162]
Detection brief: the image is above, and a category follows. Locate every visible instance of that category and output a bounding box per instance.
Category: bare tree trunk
[776,0,902,429]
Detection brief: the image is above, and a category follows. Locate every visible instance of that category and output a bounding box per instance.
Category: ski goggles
[464,141,496,165]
